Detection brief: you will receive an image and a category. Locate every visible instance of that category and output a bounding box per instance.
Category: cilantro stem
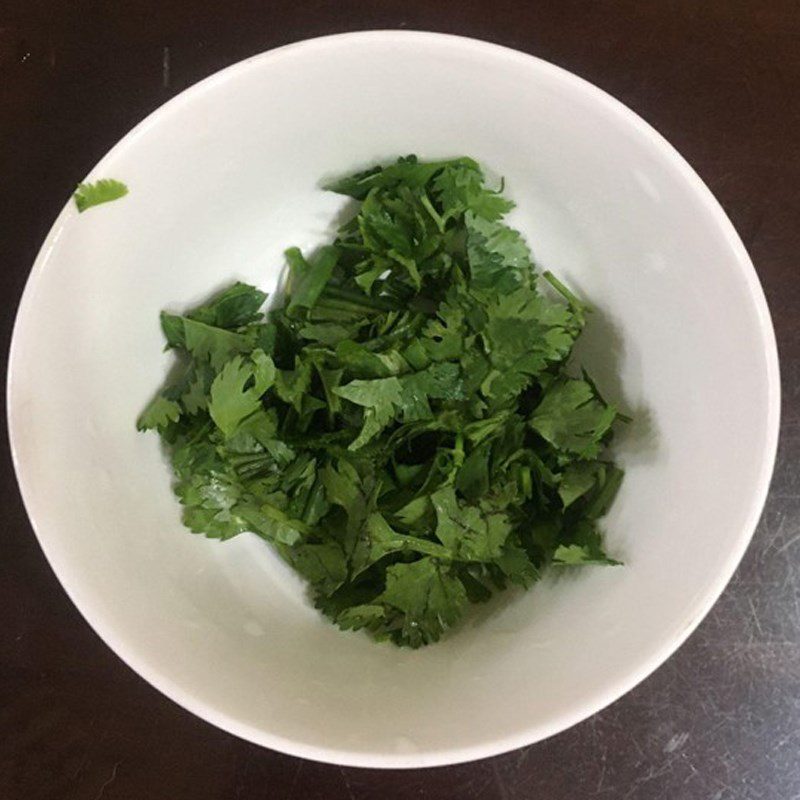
[542,270,588,313]
[321,286,398,312]
[420,193,446,233]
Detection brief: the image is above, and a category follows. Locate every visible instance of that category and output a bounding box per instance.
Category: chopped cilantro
[138,156,628,648]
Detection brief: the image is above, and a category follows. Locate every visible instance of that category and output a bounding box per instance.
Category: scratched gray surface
[2,1,799,798]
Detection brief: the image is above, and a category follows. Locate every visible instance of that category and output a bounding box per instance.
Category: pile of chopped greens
[138,156,626,648]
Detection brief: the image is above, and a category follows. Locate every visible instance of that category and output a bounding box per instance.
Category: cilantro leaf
[530,377,617,458]
[187,282,267,329]
[336,341,409,378]
[73,179,128,212]
[552,522,622,566]
[380,557,468,647]
[494,540,539,588]
[431,487,510,562]
[334,377,403,449]
[432,162,514,222]
[558,461,603,508]
[239,502,306,546]
[288,542,348,595]
[320,459,372,536]
[479,287,582,405]
[136,395,181,432]
[208,350,275,437]
[335,604,387,633]
[466,211,533,290]
[286,246,339,317]
[351,512,451,576]
[398,363,464,421]
[274,359,313,414]
[161,313,256,369]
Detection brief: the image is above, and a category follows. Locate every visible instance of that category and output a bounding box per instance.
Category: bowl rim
[7,29,781,769]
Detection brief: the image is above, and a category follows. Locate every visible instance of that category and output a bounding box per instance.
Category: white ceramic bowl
[8,32,779,768]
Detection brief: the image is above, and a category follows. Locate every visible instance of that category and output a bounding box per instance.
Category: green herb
[138,156,628,648]
[73,179,128,212]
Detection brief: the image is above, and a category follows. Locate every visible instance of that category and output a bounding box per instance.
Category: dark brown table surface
[2,2,799,798]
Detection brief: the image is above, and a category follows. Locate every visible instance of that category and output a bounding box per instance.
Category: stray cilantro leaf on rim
[137,155,630,648]
[73,179,129,212]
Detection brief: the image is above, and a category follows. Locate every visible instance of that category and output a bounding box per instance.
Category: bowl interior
[8,32,778,767]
